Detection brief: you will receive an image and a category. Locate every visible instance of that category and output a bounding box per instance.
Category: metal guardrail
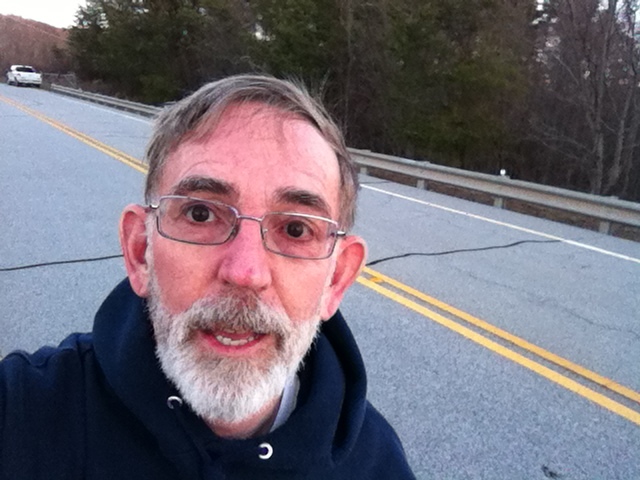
[351,149,640,234]
[50,83,640,236]
[50,84,161,117]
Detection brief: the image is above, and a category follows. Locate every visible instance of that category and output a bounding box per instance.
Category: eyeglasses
[147,195,346,260]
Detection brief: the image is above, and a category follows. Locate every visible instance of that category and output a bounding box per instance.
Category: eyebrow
[170,175,237,198]
[168,177,333,218]
[275,187,333,218]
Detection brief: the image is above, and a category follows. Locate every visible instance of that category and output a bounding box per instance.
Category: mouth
[197,328,269,356]
[213,330,261,347]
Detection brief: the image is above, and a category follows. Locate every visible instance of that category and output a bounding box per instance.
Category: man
[0,75,415,478]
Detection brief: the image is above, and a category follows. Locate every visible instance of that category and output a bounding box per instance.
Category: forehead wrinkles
[185,104,339,184]
[163,103,340,208]
[151,103,285,195]
[188,102,306,150]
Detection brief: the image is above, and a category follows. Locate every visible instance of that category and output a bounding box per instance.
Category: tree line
[67,0,640,202]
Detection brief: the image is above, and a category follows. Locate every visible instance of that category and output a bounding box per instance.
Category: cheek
[150,243,213,313]
[274,264,333,322]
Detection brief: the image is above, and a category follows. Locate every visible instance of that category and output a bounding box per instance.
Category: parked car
[6,65,42,87]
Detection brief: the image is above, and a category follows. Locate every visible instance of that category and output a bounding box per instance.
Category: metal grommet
[258,442,273,460]
[167,396,184,409]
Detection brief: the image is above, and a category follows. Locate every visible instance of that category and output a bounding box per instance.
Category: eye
[264,214,327,249]
[185,203,215,223]
[285,220,309,239]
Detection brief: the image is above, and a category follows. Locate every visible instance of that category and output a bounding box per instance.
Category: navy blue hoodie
[0,280,415,479]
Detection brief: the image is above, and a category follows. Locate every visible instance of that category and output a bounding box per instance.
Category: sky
[0,0,87,29]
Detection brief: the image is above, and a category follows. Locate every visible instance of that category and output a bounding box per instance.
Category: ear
[119,204,151,298]
[320,235,367,320]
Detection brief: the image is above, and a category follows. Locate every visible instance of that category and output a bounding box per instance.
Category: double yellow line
[0,94,147,173]
[359,266,640,426]
[4,92,640,427]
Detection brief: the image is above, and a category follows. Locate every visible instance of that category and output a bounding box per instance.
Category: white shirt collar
[270,373,300,432]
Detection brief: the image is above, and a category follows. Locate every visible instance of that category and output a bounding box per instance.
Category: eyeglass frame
[146,195,347,260]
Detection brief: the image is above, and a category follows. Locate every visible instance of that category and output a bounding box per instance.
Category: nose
[216,217,272,291]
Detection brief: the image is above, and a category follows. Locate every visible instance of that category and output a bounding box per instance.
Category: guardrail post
[598,220,611,234]
[360,166,368,176]
[493,197,504,209]
[417,179,425,189]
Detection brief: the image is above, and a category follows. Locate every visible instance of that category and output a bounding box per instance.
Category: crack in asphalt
[366,239,561,266]
[0,254,124,272]
[557,304,640,341]
[367,239,640,341]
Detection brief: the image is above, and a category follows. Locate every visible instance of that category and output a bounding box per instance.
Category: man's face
[124,103,362,425]
[150,102,342,328]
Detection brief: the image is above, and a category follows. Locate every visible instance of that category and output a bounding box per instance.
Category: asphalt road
[1,84,639,479]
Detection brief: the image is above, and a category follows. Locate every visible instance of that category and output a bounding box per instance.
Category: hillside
[0,14,71,76]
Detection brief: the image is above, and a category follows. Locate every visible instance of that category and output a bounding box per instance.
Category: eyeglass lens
[156,196,338,259]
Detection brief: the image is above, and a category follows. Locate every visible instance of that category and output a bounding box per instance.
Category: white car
[7,65,42,87]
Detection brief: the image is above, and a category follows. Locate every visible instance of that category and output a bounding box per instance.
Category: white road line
[363,184,640,265]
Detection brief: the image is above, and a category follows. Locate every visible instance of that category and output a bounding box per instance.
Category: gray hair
[144,74,358,229]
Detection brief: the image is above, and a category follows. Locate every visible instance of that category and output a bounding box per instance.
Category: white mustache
[178,292,291,343]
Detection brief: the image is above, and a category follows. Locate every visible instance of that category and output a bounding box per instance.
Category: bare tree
[531,0,640,198]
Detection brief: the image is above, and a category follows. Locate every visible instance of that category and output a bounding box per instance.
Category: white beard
[146,274,321,426]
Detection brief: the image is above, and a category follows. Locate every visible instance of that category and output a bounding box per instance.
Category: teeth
[215,334,256,346]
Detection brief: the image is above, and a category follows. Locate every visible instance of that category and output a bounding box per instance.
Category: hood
[92,279,369,477]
